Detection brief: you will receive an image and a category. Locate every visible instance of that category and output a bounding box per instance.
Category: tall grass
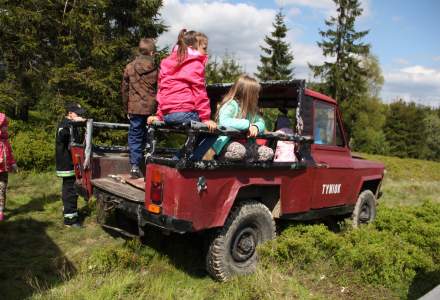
[1,154,439,299]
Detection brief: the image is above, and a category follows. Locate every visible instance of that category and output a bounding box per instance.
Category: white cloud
[158,0,274,72]
[158,0,325,77]
[276,0,334,11]
[433,56,440,62]
[276,0,370,18]
[393,58,410,65]
[382,65,440,107]
[288,7,301,17]
[401,65,438,77]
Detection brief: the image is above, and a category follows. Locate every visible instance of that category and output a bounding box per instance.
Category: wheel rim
[359,201,371,224]
[231,227,258,262]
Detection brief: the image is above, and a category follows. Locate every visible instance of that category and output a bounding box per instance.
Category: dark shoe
[130,165,143,179]
[64,214,80,227]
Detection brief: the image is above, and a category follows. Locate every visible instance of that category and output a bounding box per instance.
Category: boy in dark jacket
[56,103,86,227]
[121,38,157,178]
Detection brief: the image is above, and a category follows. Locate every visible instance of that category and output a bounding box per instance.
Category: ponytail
[176,29,188,64]
[175,29,200,66]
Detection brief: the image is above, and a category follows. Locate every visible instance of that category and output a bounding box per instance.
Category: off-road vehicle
[70,80,385,281]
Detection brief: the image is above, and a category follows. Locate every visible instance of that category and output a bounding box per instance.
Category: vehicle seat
[273,114,297,162]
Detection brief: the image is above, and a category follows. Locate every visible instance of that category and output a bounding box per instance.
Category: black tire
[352,190,377,228]
[206,201,276,281]
[95,190,110,225]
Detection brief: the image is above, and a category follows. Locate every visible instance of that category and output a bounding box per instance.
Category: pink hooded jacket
[0,113,16,173]
[156,48,211,122]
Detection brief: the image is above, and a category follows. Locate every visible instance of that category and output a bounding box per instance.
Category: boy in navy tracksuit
[56,103,86,227]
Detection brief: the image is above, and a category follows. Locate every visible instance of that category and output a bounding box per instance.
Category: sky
[156,0,440,107]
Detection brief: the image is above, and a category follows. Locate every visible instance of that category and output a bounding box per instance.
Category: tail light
[150,169,163,205]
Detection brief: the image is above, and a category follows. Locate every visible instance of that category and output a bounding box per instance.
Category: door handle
[316,162,329,168]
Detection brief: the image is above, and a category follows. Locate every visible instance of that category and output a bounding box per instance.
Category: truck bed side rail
[70,120,315,171]
[150,120,313,143]
[146,121,314,170]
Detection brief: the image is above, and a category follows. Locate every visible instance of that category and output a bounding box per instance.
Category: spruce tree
[309,0,370,137]
[256,10,294,81]
[384,101,428,159]
[0,0,165,121]
[424,112,440,161]
[206,53,243,84]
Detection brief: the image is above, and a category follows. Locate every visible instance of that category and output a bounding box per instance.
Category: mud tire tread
[206,201,276,281]
[352,190,377,228]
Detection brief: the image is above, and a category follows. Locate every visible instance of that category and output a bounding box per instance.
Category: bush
[260,202,440,298]
[85,240,158,274]
[10,121,55,171]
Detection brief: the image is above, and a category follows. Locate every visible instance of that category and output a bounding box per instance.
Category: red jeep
[71,80,384,281]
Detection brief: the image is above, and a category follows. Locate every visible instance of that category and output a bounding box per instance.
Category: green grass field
[0,154,439,300]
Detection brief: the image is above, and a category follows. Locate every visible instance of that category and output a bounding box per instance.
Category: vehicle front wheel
[352,190,377,228]
[206,201,276,281]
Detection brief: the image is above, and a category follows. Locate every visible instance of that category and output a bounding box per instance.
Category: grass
[363,154,440,206]
[0,154,439,300]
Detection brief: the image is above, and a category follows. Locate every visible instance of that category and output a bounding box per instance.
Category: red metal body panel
[71,146,93,199]
[144,158,385,232]
[311,144,356,208]
[145,165,316,231]
[279,169,313,214]
[305,89,337,105]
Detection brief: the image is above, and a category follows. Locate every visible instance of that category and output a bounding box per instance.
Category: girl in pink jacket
[0,113,17,221]
[148,29,216,131]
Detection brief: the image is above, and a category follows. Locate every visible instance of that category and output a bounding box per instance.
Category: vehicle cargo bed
[92,177,145,203]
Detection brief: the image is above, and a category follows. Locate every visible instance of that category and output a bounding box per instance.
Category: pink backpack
[274,128,297,162]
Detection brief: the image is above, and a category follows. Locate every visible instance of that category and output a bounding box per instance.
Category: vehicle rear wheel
[352,190,377,228]
[206,201,276,281]
[95,189,111,225]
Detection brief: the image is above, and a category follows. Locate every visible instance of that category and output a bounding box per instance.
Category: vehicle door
[70,121,93,200]
[310,99,356,208]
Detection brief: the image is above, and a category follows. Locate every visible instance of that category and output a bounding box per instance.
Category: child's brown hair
[217,75,261,120]
[139,38,156,56]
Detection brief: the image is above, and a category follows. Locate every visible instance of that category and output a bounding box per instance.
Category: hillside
[0,154,439,300]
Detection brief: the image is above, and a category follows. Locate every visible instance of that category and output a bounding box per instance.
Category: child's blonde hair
[176,29,208,65]
[195,32,208,52]
[217,75,261,120]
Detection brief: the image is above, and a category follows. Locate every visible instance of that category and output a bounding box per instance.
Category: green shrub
[86,240,158,274]
[260,202,440,297]
[337,227,433,289]
[10,127,55,171]
[260,224,342,268]
[375,202,440,263]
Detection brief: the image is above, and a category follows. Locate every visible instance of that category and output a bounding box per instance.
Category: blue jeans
[163,111,216,160]
[192,135,217,160]
[128,114,148,166]
[163,111,200,124]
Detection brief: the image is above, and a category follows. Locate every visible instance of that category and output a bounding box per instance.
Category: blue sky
[158,0,440,106]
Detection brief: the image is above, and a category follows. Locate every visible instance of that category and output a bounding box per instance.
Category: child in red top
[0,113,17,221]
[148,29,216,131]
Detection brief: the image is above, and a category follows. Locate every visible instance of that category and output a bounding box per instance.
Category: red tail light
[150,169,163,204]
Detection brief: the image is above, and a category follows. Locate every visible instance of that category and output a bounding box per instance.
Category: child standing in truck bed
[210,75,274,161]
[121,38,158,178]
